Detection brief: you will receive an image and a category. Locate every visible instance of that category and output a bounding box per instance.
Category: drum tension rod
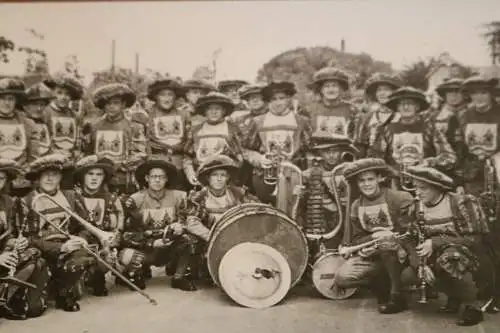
[252,268,280,279]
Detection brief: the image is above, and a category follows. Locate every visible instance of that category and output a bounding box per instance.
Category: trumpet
[263,152,285,186]
[27,193,158,306]
[400,162,417,192]
[338,231,410,257]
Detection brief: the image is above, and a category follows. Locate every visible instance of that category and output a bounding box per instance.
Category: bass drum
[311,250,358,300]
[207,203,308,288]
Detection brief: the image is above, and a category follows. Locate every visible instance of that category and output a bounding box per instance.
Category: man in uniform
[182,78,216,128]
[217,79,249,114]
[307,67,359,140]
[0,159,50,320]
[0,77,39,197]
[72,155,123,297]
[145,75,191,190]
[121,157,201,291]
[368,87,456,191]
[85,83,148,195]
[401,165,490,326]
[23,83,54,158]
[183,92,244,188]
[243,81,311,204]
[42,73,85,189]
[22,154,95,312]
[335,158,413,314]
[355,72,402,156]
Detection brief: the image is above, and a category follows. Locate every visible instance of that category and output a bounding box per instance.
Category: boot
[456,306,483,326]
[91,272,108,297]
[438,298,461,314]
[378,293,408,314]
[171,277,197,291]
[55,295,80,312]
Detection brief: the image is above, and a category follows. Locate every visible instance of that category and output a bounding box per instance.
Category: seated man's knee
[401,266,418,286]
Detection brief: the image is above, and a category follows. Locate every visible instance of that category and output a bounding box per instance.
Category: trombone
[25,193,158,306]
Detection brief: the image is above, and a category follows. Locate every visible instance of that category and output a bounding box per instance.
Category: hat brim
[218,80,248,91]
[43,79,83,101]
[95,92,136,110]
[365,81,399,98]
[311,143,359,154]
[344,165,392,181]
[25,165,66,182]
[385,95,429,112]
[0,166,21,181]
[311,78,349,92]
[197,164,238,186]
[262,84,297,102]
[73,163,115,183]
[462,79,499,92]
[25,96,54,103]
[195,99,235,116]
[400,171,453,191]
[436,85,462,98]
[147,83,185,100]
[134,160,178,187]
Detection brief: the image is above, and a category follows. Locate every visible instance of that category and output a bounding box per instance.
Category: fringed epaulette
[451,192,490,234]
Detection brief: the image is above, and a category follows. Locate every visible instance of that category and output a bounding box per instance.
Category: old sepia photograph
[1,0,500,332]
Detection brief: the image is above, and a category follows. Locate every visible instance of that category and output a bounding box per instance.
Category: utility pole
[135,52,139,74]
[111,39,116,72]
[341,38,345,53]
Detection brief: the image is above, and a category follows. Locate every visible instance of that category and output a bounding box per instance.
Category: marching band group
[0,66,499,327]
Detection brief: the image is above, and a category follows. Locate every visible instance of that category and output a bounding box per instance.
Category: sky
[1,0,499,85]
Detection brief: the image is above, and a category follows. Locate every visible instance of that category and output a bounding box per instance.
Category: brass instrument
[481,157,497,226]
[414,194,428,304]
[28,193,158,305]
[263,152,285,186]
[400,162,417,192]
[338,231,410,258]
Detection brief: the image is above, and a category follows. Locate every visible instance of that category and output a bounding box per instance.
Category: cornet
[263,152,285,186]
[338,231,410,258]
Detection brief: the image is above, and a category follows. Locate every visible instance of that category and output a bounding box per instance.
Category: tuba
[480,152,500,226]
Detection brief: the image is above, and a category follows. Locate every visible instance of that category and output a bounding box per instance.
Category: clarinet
[414,194,428,304]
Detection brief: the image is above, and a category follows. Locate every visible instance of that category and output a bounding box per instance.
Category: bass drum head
[218,242,291,309]
[207,203,308,287]
[312,251,358,300]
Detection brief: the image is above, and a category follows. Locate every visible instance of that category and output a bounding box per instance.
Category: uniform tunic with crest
[455,103,500,191]
[0,194,16,249]
[243,110,311,170]
[24,113,52,157]
[368,113,457,171]
[355,103,393,156]
[147,106,191,170]
[183,120,244,174]
[306,100,359,140]
[42,104,82,161]
[345,188,413,246]
[429,104,466,148]
[233,106,268,144]
[0,112,38,166]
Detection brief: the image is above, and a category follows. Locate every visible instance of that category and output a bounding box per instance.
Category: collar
[82,187,105,198]
[208,188,227,198]
[153,104,176,115]
[105,112,125,123]
[146,188,167,201]
[0,110,17,119]
[50,102,71,114]
[362,187,384,202]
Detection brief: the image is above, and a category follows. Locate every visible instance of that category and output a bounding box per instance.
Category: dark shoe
[438,298,460,314]
[0,305,27,320]
[143,266,152,280]
[91,273,108,297]
[55,296,80,312]
[426,288,439,300]
[456,306,483,326]
[171,277,197,291]
[378,293,408,314]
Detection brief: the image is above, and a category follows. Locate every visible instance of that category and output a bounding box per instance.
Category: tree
[256,46,393,105]
[482,21,500,65]
[0,36,15,63]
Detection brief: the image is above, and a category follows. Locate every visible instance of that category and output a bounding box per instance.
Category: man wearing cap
[368,86,456,191]
[181,79,216,128]
[336,158,413,314]
[401,165,490,326]
[42,73,85,164]
[217,79,249,112]
[85,83,148,195]
[72,155,123,297]
[295,133,359,251]
[243,81,311,203]
[121,156,201,291]
[183,92,244,188]
[355,73,402,156]
[145,75,192,190]
[0,159,50,320]
[307,67,359,140]
[21,154,95,312]
[23,83,54,158]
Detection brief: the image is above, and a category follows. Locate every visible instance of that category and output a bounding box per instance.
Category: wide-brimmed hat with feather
[92,83,136,110]
[43,72,84,101]
[147,75,185,100]
[194,91,235,116]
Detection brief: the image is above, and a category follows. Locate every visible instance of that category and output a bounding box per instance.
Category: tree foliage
[482,21,500,63]
[0,36,15,64]
[256,46,393,103]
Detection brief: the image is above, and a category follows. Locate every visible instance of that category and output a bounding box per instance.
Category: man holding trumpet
[335,158,413,314]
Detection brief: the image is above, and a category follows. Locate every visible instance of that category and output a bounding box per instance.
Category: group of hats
[435,75,499,97]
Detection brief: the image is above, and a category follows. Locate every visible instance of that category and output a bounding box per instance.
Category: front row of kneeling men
[0,153,491,326]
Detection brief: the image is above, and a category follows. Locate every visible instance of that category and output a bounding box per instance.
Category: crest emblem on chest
[32,196,71,232]
[316,116,348,137]
[0,211,7,231]
[154,115,184,146]
[265,130,294,157]
[96,130,124,159]
[392,132,424,164]
[196,137,227,162]
[142,208,175,229]
[83,198,106,226]
[465,123,497,157]
[0,124,27,160]
[33,123,51,155]
[358,203,393,232]
[52,117,77,149]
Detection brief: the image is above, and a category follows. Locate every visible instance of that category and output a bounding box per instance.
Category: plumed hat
[194,91,235,116]
[217,79,249,92]
[134,155,178,188]
[364,72,402,97]
[462,74,499,92]
[147,75,185,100]
[183,79,216,93]
[435,78,465,98]
[310,67,350,91]
[262,81,297,102]
[24,82,54,103]
[343,158,391,180]
[384,86,430,112]
[43,72,84,100]
[0,159,22,181]
[401,165,454,191]
[196,155,239,186]
[239,83,266,100]
[0,77,26,102]
[25,153,69,181]
[310,131,359,153]
[92,83,136,110]
[73,155,115,183]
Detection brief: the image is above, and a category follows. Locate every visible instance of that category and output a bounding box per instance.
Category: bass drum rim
[207,203,308,288]
[311,250,358,300]
[218,242,292,309]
